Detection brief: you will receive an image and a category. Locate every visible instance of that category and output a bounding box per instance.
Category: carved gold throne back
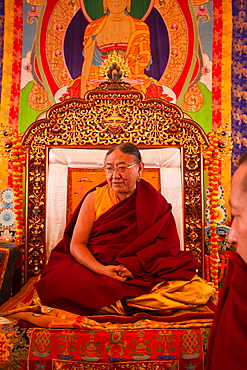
[22,89,209,281]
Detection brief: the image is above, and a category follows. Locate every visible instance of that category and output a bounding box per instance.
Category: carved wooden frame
[22,89,209,281]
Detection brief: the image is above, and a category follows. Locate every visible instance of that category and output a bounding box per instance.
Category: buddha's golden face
[104,0,130,14]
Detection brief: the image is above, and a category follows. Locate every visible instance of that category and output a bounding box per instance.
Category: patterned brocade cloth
[0,275,216,331]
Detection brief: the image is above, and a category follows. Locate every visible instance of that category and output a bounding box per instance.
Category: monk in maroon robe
[206,151,247,369]
[206,252,247,370]
[35,143,198,315]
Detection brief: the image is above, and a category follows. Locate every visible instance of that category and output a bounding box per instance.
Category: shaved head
[238,152,247,193]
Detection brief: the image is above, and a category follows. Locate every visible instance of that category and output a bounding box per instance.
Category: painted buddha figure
[68,0,162,98]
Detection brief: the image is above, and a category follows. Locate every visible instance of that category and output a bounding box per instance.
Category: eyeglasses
[104,163,138,174]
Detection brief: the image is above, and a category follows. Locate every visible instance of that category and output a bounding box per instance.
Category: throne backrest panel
[22,90,209,281]
[46,147,183,256]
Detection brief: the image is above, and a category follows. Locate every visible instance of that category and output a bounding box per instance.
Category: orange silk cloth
[95,184,119,220]
[0,275,215,330]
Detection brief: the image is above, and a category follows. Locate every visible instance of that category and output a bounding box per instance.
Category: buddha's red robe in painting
[206,251,247,370]
[35,180,198,315]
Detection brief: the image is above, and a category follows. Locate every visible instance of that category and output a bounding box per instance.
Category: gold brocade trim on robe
[99,275,215,315]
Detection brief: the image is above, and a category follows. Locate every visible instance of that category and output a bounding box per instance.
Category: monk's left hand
[101,265,133,281]
[100,265,130,282]
[117,264,134,279]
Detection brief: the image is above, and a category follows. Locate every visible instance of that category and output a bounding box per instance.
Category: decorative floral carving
[22,91,209,279]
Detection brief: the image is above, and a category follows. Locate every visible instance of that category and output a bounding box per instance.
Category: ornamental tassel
[10,135,26,245]
[204,132,221,291]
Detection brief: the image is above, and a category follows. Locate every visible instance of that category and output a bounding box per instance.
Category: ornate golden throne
[0,88,216,369]
[23,88,209,280]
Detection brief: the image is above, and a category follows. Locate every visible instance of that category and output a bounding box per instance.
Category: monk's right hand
[101,265,128,282]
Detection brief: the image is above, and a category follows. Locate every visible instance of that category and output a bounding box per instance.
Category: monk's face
[104,149,143,200]
[106,0,129,14]
[228,162,247,264]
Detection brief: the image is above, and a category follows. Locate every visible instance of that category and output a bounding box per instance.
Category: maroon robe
[35,180,197,315]
[206,251,247,370]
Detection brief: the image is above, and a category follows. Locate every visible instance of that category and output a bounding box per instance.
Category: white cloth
[46,148,183,257]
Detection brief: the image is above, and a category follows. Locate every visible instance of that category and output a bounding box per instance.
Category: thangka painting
[18,0,213,134]
[0,0,238,270]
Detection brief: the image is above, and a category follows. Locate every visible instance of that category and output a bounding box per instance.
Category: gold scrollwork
[22,89,209,279]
